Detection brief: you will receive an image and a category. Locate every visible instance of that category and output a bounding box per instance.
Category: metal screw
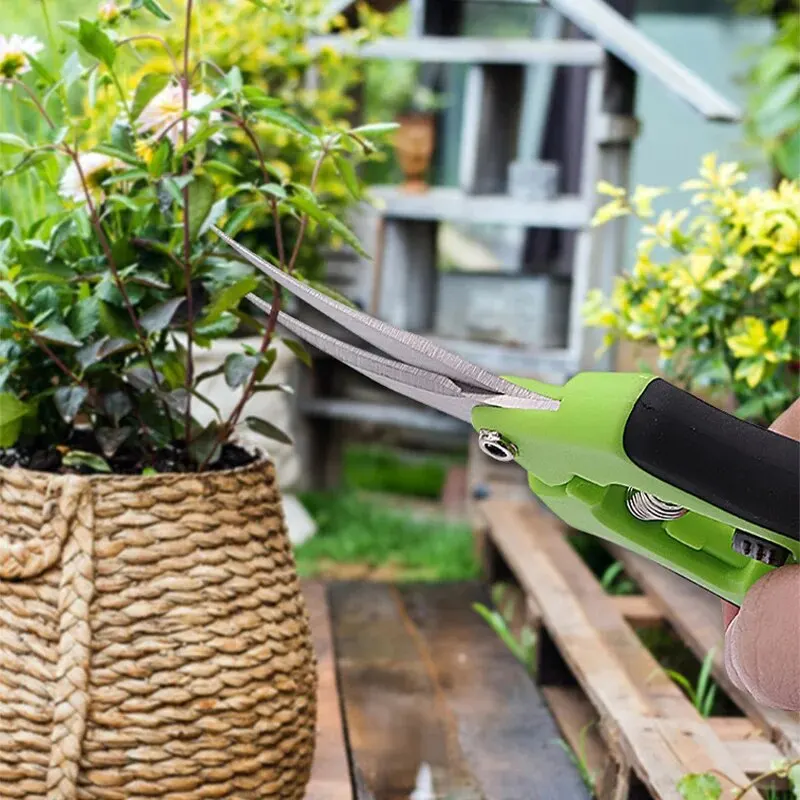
[732,530,790,567]
[478,430,518,462]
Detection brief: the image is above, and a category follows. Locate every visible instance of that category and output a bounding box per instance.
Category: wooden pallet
[303,580,591,799]
[475,497,800,800]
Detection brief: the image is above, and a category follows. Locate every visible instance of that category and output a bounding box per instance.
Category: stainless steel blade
[247,294,549,422]
[215,227,559,412]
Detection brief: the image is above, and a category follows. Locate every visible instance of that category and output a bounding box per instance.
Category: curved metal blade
[215,226,559,410]
[248,294,552,421]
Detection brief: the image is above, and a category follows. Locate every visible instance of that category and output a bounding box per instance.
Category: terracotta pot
[0,458,317,799]
[393,112,435,193]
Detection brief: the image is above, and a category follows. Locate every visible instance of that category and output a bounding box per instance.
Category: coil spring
[626,488,687,522]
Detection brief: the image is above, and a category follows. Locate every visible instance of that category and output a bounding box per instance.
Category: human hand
[723,398,800,711]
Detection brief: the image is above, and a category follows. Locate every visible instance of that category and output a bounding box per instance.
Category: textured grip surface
[623,379,799,540]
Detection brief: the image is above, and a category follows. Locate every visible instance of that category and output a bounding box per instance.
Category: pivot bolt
[478,430,518,462]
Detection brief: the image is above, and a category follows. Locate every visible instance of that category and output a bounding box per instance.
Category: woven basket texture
[0,458,317,800]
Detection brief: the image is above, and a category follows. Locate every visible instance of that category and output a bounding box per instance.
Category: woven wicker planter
[0,458,317,800]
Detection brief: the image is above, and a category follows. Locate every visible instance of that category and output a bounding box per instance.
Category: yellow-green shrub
[584,154,799,423]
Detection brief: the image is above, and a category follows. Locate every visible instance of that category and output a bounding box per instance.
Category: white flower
[59,152,126,205]
[0,34,44,83]
[98,1,121,23]
[136,84,224,148]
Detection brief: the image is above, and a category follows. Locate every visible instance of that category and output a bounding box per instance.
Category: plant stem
[181,0,196,452]
[68,146,175,436]
[201,143,333,470]
[118,35,181,75]
[287,142,329,273]
[7,79,56,130]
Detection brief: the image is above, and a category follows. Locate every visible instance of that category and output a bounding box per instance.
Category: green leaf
[131,0,172,20]
[258,108,314,139]
[0,134,30,153]
[96,427,133,458]
[94,144,142,167]
[333,154,361,199]
[131,73,170,122]
[775,129,800,181]
[140,298,185,334]
[755,74,800,124]
[189,422,222,467]
[0,394,28,448]
[676,773,722,800]
[203,276,260,323]
[244,416,293,445]
[78,18,116,68]
[188,175,217,240]
[205,159,242,178]
[253,382,294,395]
[260,183,287,200]
[149,138,172,178]
[735,396,766,420]
[351,122,400,137]
[76,336,134,369]
[176,124,226,158]
[38,322,82,347]
[199,198,228,237]
[63,450,112,473]
[226,66,243,93]
[54,386,89,423]
[281,337,312,368]
[241,86,282,109]
[194,312,239,342]
[25,54,57,86]
[224,352,259,388]
[224,202,261,237]
[103,390,133,423]
[788,763,800,798]
[62,51,83,89]
[69,297,101,340]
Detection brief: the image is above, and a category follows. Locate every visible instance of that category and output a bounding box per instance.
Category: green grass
[343,444,464,499]
[295,491,478,582]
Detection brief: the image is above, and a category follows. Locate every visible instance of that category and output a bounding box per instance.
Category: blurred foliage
[343,443,464,498]
[0,0,395,470]
[295,490,478,581]
[740,2,800,181]
[584,154,799,424]
[107,0,397,283]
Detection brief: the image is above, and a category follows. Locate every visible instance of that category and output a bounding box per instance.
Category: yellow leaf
[770,318,789,341]
[790,258,800,277]
[597,181,626,198]
[726,317,768,358]
[749,270,773,293]
[630,185,668,217]
[591,200,629,227]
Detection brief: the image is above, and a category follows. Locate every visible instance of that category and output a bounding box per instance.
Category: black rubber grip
[623,379,800,540]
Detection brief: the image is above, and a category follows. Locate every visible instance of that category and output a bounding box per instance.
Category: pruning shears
[217,229,799,606]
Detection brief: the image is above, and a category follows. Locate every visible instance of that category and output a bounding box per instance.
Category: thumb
[724,398,800,710]
[724,564,800,710]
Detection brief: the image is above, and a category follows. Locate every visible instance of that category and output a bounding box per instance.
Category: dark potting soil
[0,437,256,476]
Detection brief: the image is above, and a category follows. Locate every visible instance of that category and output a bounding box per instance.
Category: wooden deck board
[304,581,354,800]
[327,581,590,800]
[480,499,762,800]
[611,547,800,756]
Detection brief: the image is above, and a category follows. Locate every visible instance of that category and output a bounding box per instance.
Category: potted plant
[0,2,391,797]
[391,78,446,193]
[583,153,799,426]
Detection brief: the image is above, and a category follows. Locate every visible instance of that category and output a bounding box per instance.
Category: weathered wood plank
[611,547,800,756]
[546,0,741,120]
[304,582,354,800]
[371,187,589,228]
[307,35,604,66]
[611,595,662,627]
[480,499,762,799]
[329,581,590,800]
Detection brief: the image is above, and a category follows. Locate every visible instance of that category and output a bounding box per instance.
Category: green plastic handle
[472,372,799,606]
